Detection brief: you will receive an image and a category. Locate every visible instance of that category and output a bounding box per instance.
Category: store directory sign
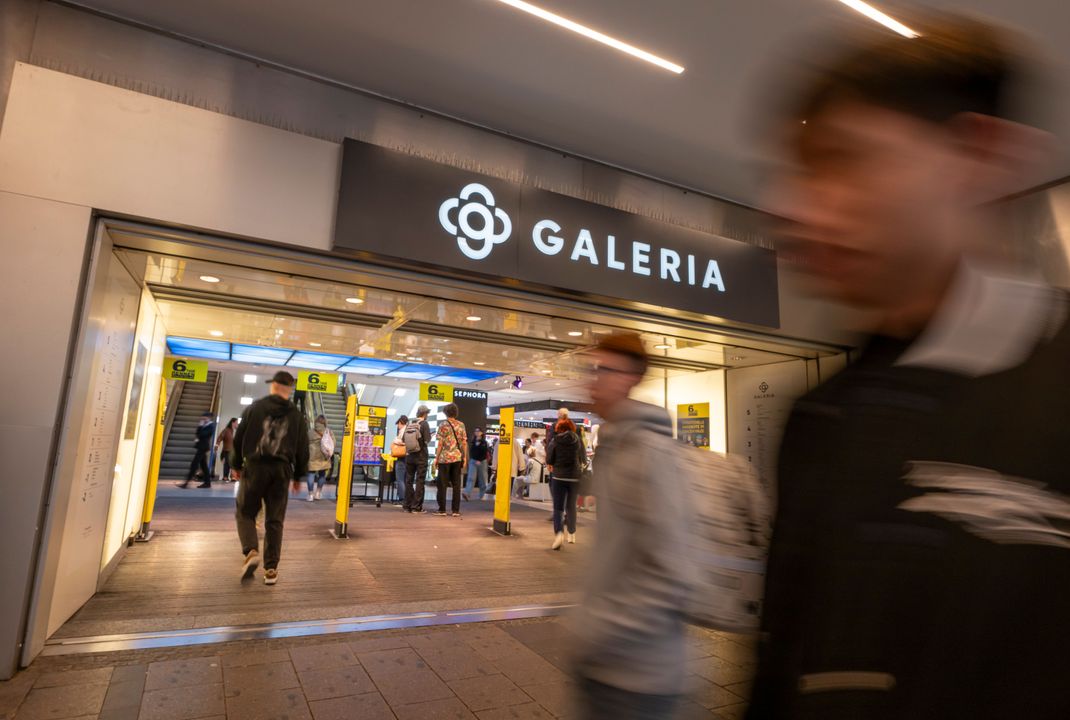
[334,140,780,327]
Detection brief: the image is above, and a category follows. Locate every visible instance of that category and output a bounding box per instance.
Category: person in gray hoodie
[570,332,692,720]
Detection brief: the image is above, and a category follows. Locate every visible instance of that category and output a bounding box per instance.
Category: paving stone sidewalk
[0,618,754,719]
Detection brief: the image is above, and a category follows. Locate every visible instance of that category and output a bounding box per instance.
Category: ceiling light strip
[494,0,685,74]
[835,0,919,38]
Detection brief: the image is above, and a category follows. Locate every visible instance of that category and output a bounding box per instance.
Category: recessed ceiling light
[243,374,257,384]
[209,330,224,337]
[568,331,583,337]
[396,352,407,357]
[345,297,365,306]
[309,342,322,347]
[541,370,552,375]
[654,343,671,350]
[493,0,685,74]
[835,0,919,38]
[199,275,220,283]
[473,361,486,366]
[394,388,407,397]
[239,396,253,406]
[466,315,482,322]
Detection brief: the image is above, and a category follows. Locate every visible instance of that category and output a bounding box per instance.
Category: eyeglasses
[593,364,639,376]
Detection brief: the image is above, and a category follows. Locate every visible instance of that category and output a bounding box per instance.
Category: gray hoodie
[570,399,693,696]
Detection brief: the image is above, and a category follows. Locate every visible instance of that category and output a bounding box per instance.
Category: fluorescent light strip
[836,0,919,39]
[494,0,684,74]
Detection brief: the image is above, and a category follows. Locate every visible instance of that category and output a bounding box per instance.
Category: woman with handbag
[305,415,334,501]
[391,415,409,505]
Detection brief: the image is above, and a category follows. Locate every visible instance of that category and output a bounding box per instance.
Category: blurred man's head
[768,14,1047,317]
[557,407,569,420]
[267,371,295,400]
[589,332,648,419]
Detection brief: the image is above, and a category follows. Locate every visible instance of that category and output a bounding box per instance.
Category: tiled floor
[1,618,754,719]
[55,489,589,639]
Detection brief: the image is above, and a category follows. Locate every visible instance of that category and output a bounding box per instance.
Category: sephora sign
[335,140,779,327]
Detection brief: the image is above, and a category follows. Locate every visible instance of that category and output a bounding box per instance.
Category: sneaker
[551,532,565,551]
[567,533,576,544]
[315,488,323,500]
[176,482,190,489]
[196,482,211,488]
[307,494,314,502]
[435,510,448,516]
[452,512,462,517]
[462,492,470,501]
[240,550,259,580]
[264,569,278,586]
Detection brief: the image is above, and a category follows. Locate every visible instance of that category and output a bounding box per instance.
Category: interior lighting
[240,396,253,406]
[654,343,672,350]
[387,408,397,415]
[209,330,224,337]
[466,315,482,322]
[835,0,919,38]
[541,370,553,375]
[309,342,322,347]
[493,0,685,74]
[394,388,408,397]
[568,331,583,337]
[243,374,257,383]
[512,376,524,389]
[474,361,486,366]
[199,275,220,283]
[345,297,365,305]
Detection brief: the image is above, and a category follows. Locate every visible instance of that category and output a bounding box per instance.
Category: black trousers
[437,461,463,514]
[235,459,290,570]
[187,448,210,483]
[551,479,579,534]
[404,455,428,511]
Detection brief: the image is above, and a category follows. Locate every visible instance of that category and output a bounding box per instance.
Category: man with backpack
[231,371,309,586]
[570,332,693,720]
[402,404,432,514]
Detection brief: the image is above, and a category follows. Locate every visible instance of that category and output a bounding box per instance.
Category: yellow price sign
[419,382,453,403]
[297,371,339,393]
[164,357,208,383]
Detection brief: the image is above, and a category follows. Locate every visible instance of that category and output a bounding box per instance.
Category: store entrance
[35,223,843,656]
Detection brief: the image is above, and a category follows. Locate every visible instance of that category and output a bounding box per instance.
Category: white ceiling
[70,0,1070,204]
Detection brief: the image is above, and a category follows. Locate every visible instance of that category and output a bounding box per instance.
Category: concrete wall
[0,191,93,678]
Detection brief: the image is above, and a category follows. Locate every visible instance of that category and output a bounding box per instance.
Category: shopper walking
[545,417,583,550]
[402,405,432,513]
[215,417,238,483]
[231,371,309,586]
[571,332,691,720]
[178,411,215,488]
[749,15,1070,720]
[434,403,467,516]
[463,427,489,501]
[306,415,333,501]
[391,415,409,505]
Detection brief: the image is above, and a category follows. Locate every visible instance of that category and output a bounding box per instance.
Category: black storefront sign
[334,139,779,327]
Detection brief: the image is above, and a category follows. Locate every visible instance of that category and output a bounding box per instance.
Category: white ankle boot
[551,532,565,551]
[567,532,576,544]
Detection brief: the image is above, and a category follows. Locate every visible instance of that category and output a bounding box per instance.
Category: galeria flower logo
[438,183,512,260]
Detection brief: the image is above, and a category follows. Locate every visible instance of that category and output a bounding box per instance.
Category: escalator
[159,371,220,479]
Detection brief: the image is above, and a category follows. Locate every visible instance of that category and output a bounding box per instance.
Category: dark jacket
[470,437,489,462]
[194,421,215,452]
[749,270,1070,720]
[546,430,582,480]
[231,394,309,480]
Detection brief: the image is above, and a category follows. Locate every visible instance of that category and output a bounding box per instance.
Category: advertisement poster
[677,402,711,450]
[353,405,387,465]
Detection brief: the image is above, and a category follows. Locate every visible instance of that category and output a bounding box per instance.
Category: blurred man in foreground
[571,333,691,720]
[751,13,1069,719]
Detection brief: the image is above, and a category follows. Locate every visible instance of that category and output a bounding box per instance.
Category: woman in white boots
[546,417,583,550]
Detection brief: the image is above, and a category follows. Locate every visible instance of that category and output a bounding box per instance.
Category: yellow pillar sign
[419,382,453,402]
[137,377,168,541]
[493,407,515,535]
[333,394,359,539]
[164,357,208,382]
[297,371,339,393]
